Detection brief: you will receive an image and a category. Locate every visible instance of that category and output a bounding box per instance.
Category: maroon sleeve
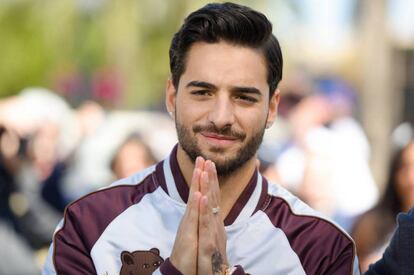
[231,265,247,274]
[52,178,157,274]
[159,258,183,275]
[53,208,96,274]
[321,242,357,275]
[263,195,358,275]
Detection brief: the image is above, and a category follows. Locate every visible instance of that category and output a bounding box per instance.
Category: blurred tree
[0,1,52,97]
[101,0,192,109]
[0,0,275,108]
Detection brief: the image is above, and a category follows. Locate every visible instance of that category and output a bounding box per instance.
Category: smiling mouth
[202,132,238,141]
[200,132,240,147]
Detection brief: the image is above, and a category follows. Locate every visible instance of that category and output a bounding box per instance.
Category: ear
[266,89,280,129]
[121,251,135,265]
[165,79,177,116]
[149,248,160,255]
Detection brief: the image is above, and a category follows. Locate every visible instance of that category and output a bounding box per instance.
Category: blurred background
[1,0,414,273]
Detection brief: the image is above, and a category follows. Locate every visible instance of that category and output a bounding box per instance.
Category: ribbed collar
[154,145,269,226]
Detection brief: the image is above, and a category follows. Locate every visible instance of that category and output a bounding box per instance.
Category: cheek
[237,109,267,131]
[396,169,406,189]
[396,168,414,192]
[396,171,406,191]
[176,99,210,123]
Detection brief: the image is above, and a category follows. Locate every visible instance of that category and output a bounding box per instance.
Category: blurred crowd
[0,88,176,274]
[1,72,413,274]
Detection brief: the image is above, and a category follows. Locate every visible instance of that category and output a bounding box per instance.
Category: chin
[200,146,239,161]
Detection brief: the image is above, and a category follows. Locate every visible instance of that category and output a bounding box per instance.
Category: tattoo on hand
[212,249,224,274]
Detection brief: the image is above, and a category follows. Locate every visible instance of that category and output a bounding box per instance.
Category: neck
[176,145,257,218]
[402,198,414,213]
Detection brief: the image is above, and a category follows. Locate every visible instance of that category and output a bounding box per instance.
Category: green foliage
[0,0,271,108]
[0,1,49,97]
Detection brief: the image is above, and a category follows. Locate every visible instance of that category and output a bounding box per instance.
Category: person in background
[352,138,414,272]
[275,77,378,231]
[0,125,41,275]
[0,88,84,273]
[110,133,157,179]
[364,206,414,275]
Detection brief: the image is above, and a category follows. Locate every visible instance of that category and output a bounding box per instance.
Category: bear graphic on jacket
[120,248,164,275]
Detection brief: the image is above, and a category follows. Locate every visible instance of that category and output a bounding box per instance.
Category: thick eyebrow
[230,86,262,96]
[185,81,262,96]
[185,81,217,90]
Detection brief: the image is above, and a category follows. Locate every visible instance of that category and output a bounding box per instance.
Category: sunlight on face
[171,41,277,177]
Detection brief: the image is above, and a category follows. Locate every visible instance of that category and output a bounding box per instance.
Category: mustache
[193,124,246,140]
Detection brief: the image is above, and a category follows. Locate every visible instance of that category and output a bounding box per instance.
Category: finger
[188,156,204,201]
[199,194,216,249]
[199,171,220,239]
[206,163,227,263]
[200,170,210,198]
[185,166,202,229]
[198,195,213,256]
[181,189,201,228]
[196,155,205,170]
[181,191,201,248]
[187,167,201,209]
[198,195,215,272]
[207,161,221,206]
[183,157,204,234]
[170,190,200,275]
[187,190,201,223]
[199,195,211,229]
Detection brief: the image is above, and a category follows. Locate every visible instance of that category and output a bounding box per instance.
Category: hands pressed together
[170,156,229,275]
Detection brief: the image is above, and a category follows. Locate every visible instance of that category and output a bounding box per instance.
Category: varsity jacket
[43,146,360,275]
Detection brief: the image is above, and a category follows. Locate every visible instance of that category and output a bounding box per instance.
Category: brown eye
[191,90,212,96]
[235,95,257,103]
[143,263,150,269]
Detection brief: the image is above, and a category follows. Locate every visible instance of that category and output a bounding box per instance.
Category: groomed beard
[176,120,265,177]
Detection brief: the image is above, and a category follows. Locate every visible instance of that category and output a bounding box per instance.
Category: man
[43,2,360,274]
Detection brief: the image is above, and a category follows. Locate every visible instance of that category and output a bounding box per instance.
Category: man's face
[166,41,279,177]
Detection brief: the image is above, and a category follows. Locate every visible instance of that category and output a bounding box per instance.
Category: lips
[202,132,238,141]
[200,132,239,147]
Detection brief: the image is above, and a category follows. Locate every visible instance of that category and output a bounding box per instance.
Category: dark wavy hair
[378,140,414,216]
[169,2,283,98]
[351,140,414,257]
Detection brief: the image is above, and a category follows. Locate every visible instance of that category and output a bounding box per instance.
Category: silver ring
[212,206,220,215]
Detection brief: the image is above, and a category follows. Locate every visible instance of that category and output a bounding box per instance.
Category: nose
[208,94,235,129]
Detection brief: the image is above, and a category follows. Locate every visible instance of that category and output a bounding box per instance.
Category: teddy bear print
[120,248,164,275]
